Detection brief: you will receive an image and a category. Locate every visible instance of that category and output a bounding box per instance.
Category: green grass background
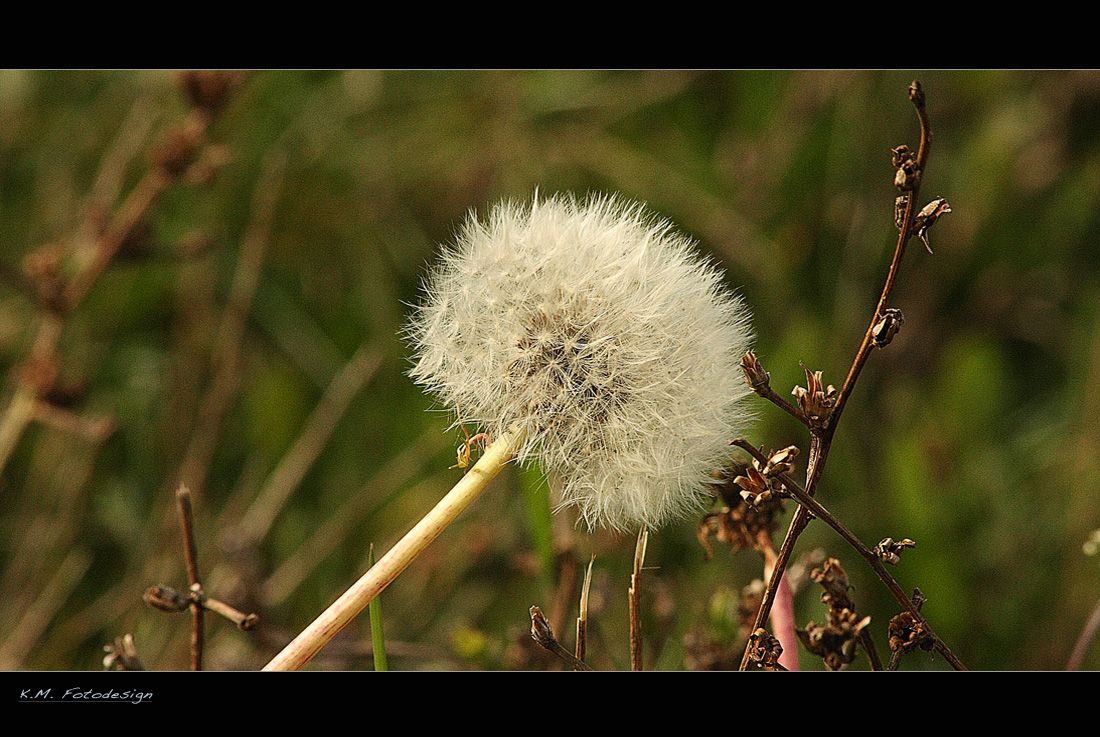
[1,69,1097,671]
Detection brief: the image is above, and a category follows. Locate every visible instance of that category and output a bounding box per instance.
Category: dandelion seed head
[406,193,754,531]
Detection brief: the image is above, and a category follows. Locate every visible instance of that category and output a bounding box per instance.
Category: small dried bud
[734,463,776,505]
[797,609,872,670]
[892,144,921,192]
[529,605,555,646]
[765,445,799,477]
[875,537,916,566]
[913,197,951,254]
[889,610,934,654]
[872,308,905,348]
[908,80,925,109]
[699,464,784,558]
[895,160,921,191]
[732,446,798,506]
[811,558,855,613]
[891,145,913,168]
[103,634,144,671]
[800,558,870,669]
[22,244,66,311]
[792,363,836,429]
[894,194,909,230]
[747,628,786,670]
[143,585,190,613]
[740,350,770,392]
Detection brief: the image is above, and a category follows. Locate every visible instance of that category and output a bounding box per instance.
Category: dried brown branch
[629,528,648,671]
[0,72,239,484]
[176,485,204,671]
[576,556,594,664]
[529,605,593,671]
[145,485,259,669]
[732,438,965,670]
[737,81,963,672]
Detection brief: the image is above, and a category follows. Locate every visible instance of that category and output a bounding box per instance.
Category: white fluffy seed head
[406,193,754,532]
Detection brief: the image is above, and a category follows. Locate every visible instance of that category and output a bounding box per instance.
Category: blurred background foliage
[1,69,1098,671]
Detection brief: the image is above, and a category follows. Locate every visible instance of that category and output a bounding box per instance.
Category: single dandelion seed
[407,192,755,531]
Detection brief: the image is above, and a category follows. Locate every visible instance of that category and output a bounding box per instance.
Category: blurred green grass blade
[520,461,555,594]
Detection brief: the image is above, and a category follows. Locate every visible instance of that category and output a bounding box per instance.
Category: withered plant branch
[31,401,115,442]
[732,439,964,670]
[629,528,648,671]
[176,485,204,671]
[146,485,258,669]
[862,627,884,670]
[831,80,931,430]
[740,352,811,427]
[739,81,942,671]
[0,78,234,483]
[143,584,258,630]
[576,556,594,664]
[530,605,593,671]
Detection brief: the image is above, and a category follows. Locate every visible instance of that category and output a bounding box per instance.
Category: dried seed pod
[872,308,905,348]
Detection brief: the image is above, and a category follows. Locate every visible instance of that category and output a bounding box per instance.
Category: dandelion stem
[263,426,524,671]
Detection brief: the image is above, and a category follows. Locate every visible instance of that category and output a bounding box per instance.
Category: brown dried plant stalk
[737,81,964,671]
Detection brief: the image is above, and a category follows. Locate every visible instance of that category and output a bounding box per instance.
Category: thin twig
[755,530,799,670]
[576,556,594,664]
[629,527,648,671]
[176,485,204,671]
[530,605,593,671]
[739,81,941,671]
[732,438,965,670]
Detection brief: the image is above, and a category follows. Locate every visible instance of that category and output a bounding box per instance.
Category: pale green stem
[263,426,524,671]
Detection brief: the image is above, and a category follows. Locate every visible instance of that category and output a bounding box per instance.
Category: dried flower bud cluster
[407,193,754,531]
[792,364,836,430]
[698,464,784,560]
[889,609,934,655]
[875,536,916,566]
[746,628,786,670]
[797,558,871,670]
[733,445,798,505]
